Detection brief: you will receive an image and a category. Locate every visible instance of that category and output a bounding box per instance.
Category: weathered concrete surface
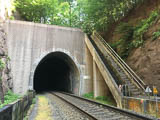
[4,20,122,104]
[93,61,110,97]
[123,97,160,118]
[85,35,122,107]
[5,20,85,95]
[0,91,35,120]
[81,45,93,94]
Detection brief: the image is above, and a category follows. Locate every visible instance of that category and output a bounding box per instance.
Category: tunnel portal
[33,52,80,93]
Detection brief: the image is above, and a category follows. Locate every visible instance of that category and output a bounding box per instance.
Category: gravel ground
[46,93,92,120]
[28,93,93,120]
[54,93,136,120]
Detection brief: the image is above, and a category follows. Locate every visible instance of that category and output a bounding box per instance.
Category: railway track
[50,92,156,120]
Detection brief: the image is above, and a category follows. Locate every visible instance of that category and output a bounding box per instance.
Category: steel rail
[50,92,97,120]
[59,92,156,120]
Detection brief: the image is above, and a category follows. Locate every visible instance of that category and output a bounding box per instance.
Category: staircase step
[124,79,130,82]
[129,85,136,89]
[132,91,141,96]
[125,81,131,84]
[130,88,139,92]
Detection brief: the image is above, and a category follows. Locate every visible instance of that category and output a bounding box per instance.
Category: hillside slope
[127,16,160,93]
[103,0,160,94]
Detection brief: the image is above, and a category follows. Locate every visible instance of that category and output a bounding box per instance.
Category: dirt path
[29,95,53,120]
[28,93,91,120]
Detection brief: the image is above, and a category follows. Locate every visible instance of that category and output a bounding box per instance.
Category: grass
[0,90,20,108]
[0,59,5,70]
[95,96,115,106]
[32,98,36,104]
[82,92,116,106]
[35,96,52,120]
[82,92,94,99]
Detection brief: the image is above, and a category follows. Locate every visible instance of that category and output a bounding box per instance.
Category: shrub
[114,22,134,59]
[132,10,159,47]
[0,59,5,70]
[152,29,160,40]
[0,90,20,108]
[32,98,36,104]
[112,10,159,59]
[82,92,94,99]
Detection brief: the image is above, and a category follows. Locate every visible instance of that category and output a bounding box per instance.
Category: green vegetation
[14,0,81,28]
[0,90,20,108]
[6,56,11,62]
[13,0,159,59]
[77,0,144,33]
[114,22,134,59]
[132,10,159,47]
[32,98,36,104]
[0,59,5,70]
[152,29,160,40]
[14,0,145,33]
[111,10,159,59]
[82,92,115,106]
[82,92,94,99]
[95,96,115,106]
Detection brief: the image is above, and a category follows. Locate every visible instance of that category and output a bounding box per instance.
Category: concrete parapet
[0,91,35,120]
[123,96,160,118]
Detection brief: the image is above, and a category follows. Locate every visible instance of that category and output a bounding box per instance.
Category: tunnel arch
[31,51,81,94]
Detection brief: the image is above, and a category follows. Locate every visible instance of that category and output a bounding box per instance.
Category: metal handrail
[93,31,146,92]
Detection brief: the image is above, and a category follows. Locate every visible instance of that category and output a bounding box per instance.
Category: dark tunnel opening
[33,52,79,93]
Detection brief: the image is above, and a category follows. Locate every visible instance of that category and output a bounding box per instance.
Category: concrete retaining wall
[5,20,85,95]
[0,91,35,120]
[123,97,160,118]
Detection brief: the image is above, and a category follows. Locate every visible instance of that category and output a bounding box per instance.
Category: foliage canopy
[14,0,144,33]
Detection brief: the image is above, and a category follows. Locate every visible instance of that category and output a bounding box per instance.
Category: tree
[76,0,144,33]
[15,0,58,23]
[14,0,144,33]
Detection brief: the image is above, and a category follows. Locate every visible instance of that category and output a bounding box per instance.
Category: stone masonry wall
[0,23,13,94]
